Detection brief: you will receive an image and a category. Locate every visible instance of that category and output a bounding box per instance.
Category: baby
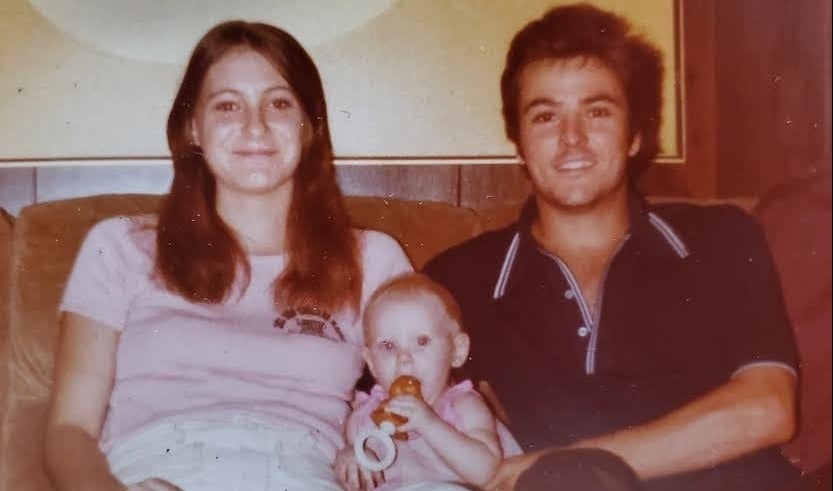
[334,273,520,491]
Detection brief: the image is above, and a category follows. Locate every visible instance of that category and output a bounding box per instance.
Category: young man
[425,5,800,490]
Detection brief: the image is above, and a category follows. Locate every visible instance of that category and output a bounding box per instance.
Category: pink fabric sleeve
[440,380,524,457]
[59,217,139,331]
[355,230,413,343]
[360,230,413,293]
[346,386,386,442]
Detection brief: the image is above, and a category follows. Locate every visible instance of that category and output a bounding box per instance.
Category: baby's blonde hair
[363,273,463,339]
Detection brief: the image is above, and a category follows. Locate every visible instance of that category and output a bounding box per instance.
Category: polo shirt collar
[624,193,691,260]
[492,192,691,300]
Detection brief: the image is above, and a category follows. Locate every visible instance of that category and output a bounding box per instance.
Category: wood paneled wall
[0,164,463,216]
[715,0,832,196]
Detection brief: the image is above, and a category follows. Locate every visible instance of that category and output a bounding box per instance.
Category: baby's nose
[396,350,414,365]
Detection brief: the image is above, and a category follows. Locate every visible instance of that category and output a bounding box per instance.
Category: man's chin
[540,192,601,213]
[535,181,628,214]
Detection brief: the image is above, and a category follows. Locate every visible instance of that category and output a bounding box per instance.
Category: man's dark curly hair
[501,3,664,179]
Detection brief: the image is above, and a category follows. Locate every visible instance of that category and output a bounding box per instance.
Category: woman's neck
[215,187,292,255]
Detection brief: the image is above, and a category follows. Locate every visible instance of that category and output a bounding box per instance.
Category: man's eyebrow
[522,97,558,113]
[582,94,623,106]
[522,93,623,113]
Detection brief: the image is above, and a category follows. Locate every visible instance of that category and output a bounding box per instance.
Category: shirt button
[577,326,590,337]
[564,290,575,300]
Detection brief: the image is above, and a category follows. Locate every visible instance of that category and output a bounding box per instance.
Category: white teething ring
[353,420,397,471]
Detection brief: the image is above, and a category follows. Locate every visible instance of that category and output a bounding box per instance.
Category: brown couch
[755,174,832,480]
[0,192,823,490]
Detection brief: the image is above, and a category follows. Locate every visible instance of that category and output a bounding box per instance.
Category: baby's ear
[451,332,470,368]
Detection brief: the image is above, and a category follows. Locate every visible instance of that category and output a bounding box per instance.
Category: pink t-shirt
[60,216,412,459]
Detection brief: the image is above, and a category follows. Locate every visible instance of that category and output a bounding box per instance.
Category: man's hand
[126,478,183,491]
[384,394,442,434]
[334,445,385,491]
[486,450,549,491]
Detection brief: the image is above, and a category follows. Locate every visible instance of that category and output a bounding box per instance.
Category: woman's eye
[379,340,394,351]
[416,335,430,346]
[214,101,238,112]
[271,98,292,110]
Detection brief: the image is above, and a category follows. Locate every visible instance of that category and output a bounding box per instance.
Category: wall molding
[0,154,691,168]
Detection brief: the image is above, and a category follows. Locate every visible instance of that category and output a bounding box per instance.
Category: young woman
[44,21,411,491]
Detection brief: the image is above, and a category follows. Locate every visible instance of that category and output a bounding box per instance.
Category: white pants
[105,416,341,491]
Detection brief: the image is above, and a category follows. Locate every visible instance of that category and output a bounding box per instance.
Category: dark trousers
[515,448,641,491]
[511,448,827,491]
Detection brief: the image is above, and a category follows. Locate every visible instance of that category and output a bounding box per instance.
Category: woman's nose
[243,108,267,136]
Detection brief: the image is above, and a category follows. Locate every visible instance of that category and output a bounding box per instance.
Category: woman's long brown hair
[158,20,361,314]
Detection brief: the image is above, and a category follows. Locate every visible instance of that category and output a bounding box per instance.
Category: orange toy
[370,375,423,441]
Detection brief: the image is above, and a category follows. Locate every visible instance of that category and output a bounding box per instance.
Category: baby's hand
[384,394,441,434]
[126,478,183,491]
[334,445,385,491]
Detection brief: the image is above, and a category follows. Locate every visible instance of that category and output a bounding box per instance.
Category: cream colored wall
[0,0,679,161]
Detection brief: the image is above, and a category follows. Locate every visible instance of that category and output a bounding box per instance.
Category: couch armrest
[0,208,15,489]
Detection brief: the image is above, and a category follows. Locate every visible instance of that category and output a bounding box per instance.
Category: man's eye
[380,340,394,350]
[531,112,554,124]
[416,335,430,346]
[588,107,611,118]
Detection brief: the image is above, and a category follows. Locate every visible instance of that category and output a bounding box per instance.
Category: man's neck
[531,190,631,261]
[531,190,631,316]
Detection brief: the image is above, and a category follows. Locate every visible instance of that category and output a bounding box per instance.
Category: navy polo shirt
[425,194,798,489]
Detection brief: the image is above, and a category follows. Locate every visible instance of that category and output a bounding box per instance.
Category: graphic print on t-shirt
[273,306,346,342]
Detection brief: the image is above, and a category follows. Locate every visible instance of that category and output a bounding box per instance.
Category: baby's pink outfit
[349,380,522,489]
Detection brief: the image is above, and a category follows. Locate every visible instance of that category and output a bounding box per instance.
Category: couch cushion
[344,196,478,269]
[0,193,478,490]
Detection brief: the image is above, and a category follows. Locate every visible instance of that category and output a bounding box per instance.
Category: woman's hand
[334,445,385,491]
[126,478,183,491]
[383,394,442,434]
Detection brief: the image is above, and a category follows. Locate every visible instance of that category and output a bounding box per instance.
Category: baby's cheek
[371,356,396,379]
